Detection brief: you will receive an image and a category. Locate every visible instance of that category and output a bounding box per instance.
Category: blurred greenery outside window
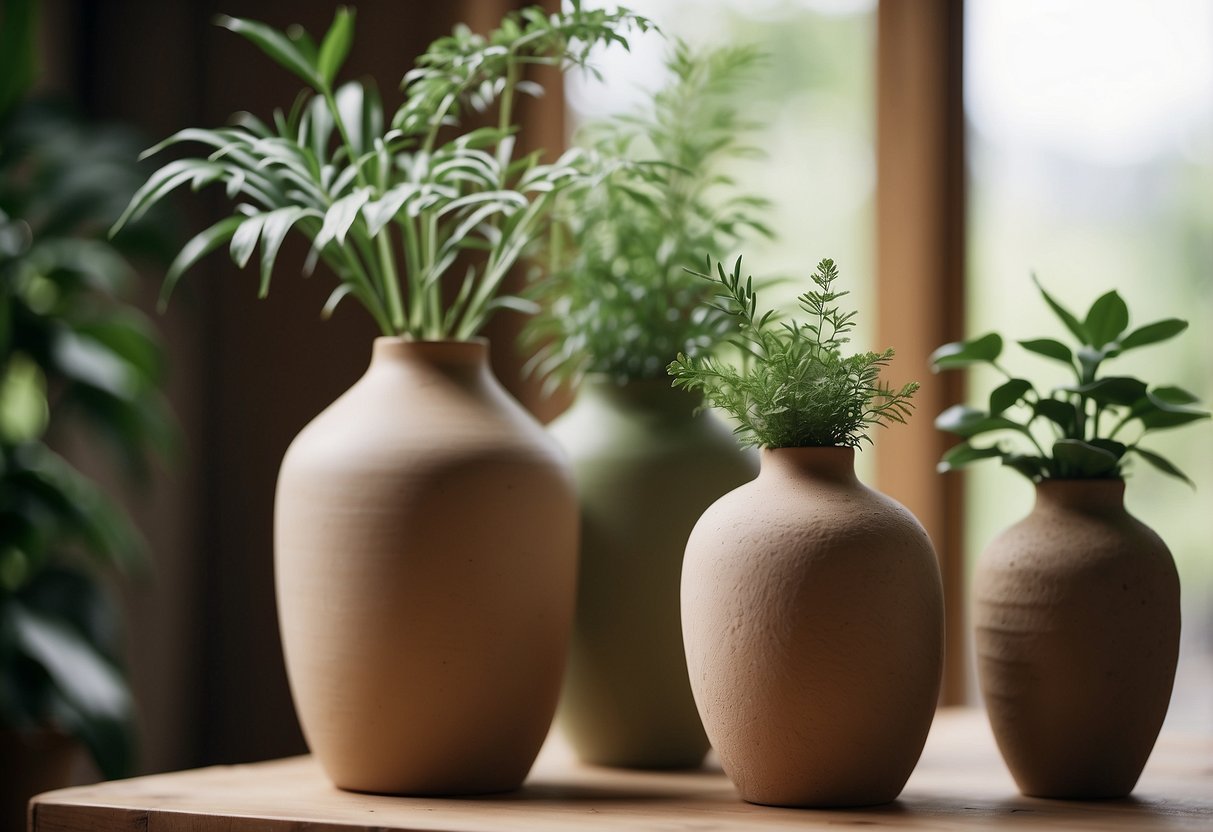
[966,0,1213,730]
[575,0,1212,728]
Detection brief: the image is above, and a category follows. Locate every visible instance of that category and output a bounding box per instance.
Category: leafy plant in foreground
[112,4,651,339]
[931,276,1210,484]
[527,41,771,383]
[1,79,173,778]
[668,257,918,448]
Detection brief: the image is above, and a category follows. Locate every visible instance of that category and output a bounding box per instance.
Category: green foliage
[1,98,172,776]
[668,257,918,448]
[115,4,652,340]
[527,41,771,383]
[931,275,1210,485]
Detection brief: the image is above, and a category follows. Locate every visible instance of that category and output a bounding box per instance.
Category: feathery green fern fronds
[668,257,919,449]
[527,41,771,383]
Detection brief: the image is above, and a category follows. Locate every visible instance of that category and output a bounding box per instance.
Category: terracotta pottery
[274,338,579,795]
[0,729,77,831]
[681,446,944,807]
[974,479,1180,799]
[550,377,757,769]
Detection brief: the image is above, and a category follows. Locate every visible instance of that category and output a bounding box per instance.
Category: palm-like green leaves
[668,257,919,449]
[114,4,651,340]
[528,42,772,384]
[931,276,1209,485]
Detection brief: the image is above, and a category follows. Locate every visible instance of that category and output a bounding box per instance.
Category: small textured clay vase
[974,479,1180,799]
[550,377,757,769]
[682,446,944,807]
[275,338,578,795]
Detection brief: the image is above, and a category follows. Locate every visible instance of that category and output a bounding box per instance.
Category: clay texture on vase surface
[975,479,1180,799]
[681,446,944,807]
[275,338,578,795]
[550,378,757,769]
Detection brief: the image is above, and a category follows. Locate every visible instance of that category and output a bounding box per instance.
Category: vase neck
[760,446,858,484]
[369,337,492,385]
[578,376,703,418]
[1034,479,1127,515]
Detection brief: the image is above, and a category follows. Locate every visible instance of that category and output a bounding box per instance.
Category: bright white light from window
[966,0,1213,165]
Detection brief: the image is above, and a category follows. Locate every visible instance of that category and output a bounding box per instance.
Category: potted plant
[668,257,943,807]
[931,276,1209,799]
[0,38,174,828]
[526,41,769,770]
[113,5,651,795]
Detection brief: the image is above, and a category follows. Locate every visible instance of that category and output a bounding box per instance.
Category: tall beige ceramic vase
[550,378,757,769]
[274,338,579,795]
[975,479,1180,799]
[682,447,944,807]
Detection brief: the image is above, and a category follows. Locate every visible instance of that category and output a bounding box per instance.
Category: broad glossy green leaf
[1053,438,1120,478]
[935,404,1028,438]
[317,7,355,87]
[0,355,49,443]
[928,333,1003,371]
[8,602,135,778]
[989,378,1032,415]
[1117,318,1188,351]
[1018,338,1073,365]
[937,442,1004,473]
[1127,386,1210,431]
[1032,274,1088,342]
[1061,376,1148,406]
[52,331,139,400]
[1130,446,1195,487]
[1033,397,1077,433]
[160,215,245,309]
[1082,290,1129,347]
[215,15,322,89]
[1002,453,1048,481]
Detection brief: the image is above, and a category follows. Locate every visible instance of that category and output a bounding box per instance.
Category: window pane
[967,0,1213,729]
[568,0,877,466]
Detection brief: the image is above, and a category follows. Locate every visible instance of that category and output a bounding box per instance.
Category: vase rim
[370,336,490,368]
[759,445,858,480]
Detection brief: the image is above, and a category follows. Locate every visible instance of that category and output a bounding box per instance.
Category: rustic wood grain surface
[29,709,1213,830]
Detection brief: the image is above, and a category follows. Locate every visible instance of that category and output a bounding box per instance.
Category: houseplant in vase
[931,277,1209,799]
[526,42,770,770]
[113,4,650,795]
[668,257,943,807]
[0,49,174,828]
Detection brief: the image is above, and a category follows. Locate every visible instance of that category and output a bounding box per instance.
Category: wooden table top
[29,709,1213,831]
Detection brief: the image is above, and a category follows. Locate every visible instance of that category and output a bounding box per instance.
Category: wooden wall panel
[875,0,968,705]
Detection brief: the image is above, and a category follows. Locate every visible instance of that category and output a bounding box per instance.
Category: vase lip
[760,445,858,478]
[1034,477,1127,509]
[371,336,489,364]
[1035,476,1126,490]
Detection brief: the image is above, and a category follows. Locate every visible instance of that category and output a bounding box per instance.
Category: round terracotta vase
[549,377,757,769]
[274,338,579,795]
[974,479,1180,799]
[681,446,944,807]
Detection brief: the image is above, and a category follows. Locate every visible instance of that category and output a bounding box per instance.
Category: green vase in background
[551,377,757,769]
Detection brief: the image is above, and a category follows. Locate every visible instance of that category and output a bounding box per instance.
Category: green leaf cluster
[114,4,652,340]
[668,257,919,448]
[527,41,772,383]
[1,96,174,776]
[931,276,1209,485]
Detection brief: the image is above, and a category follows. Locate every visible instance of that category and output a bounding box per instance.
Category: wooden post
[875,0,968,705]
